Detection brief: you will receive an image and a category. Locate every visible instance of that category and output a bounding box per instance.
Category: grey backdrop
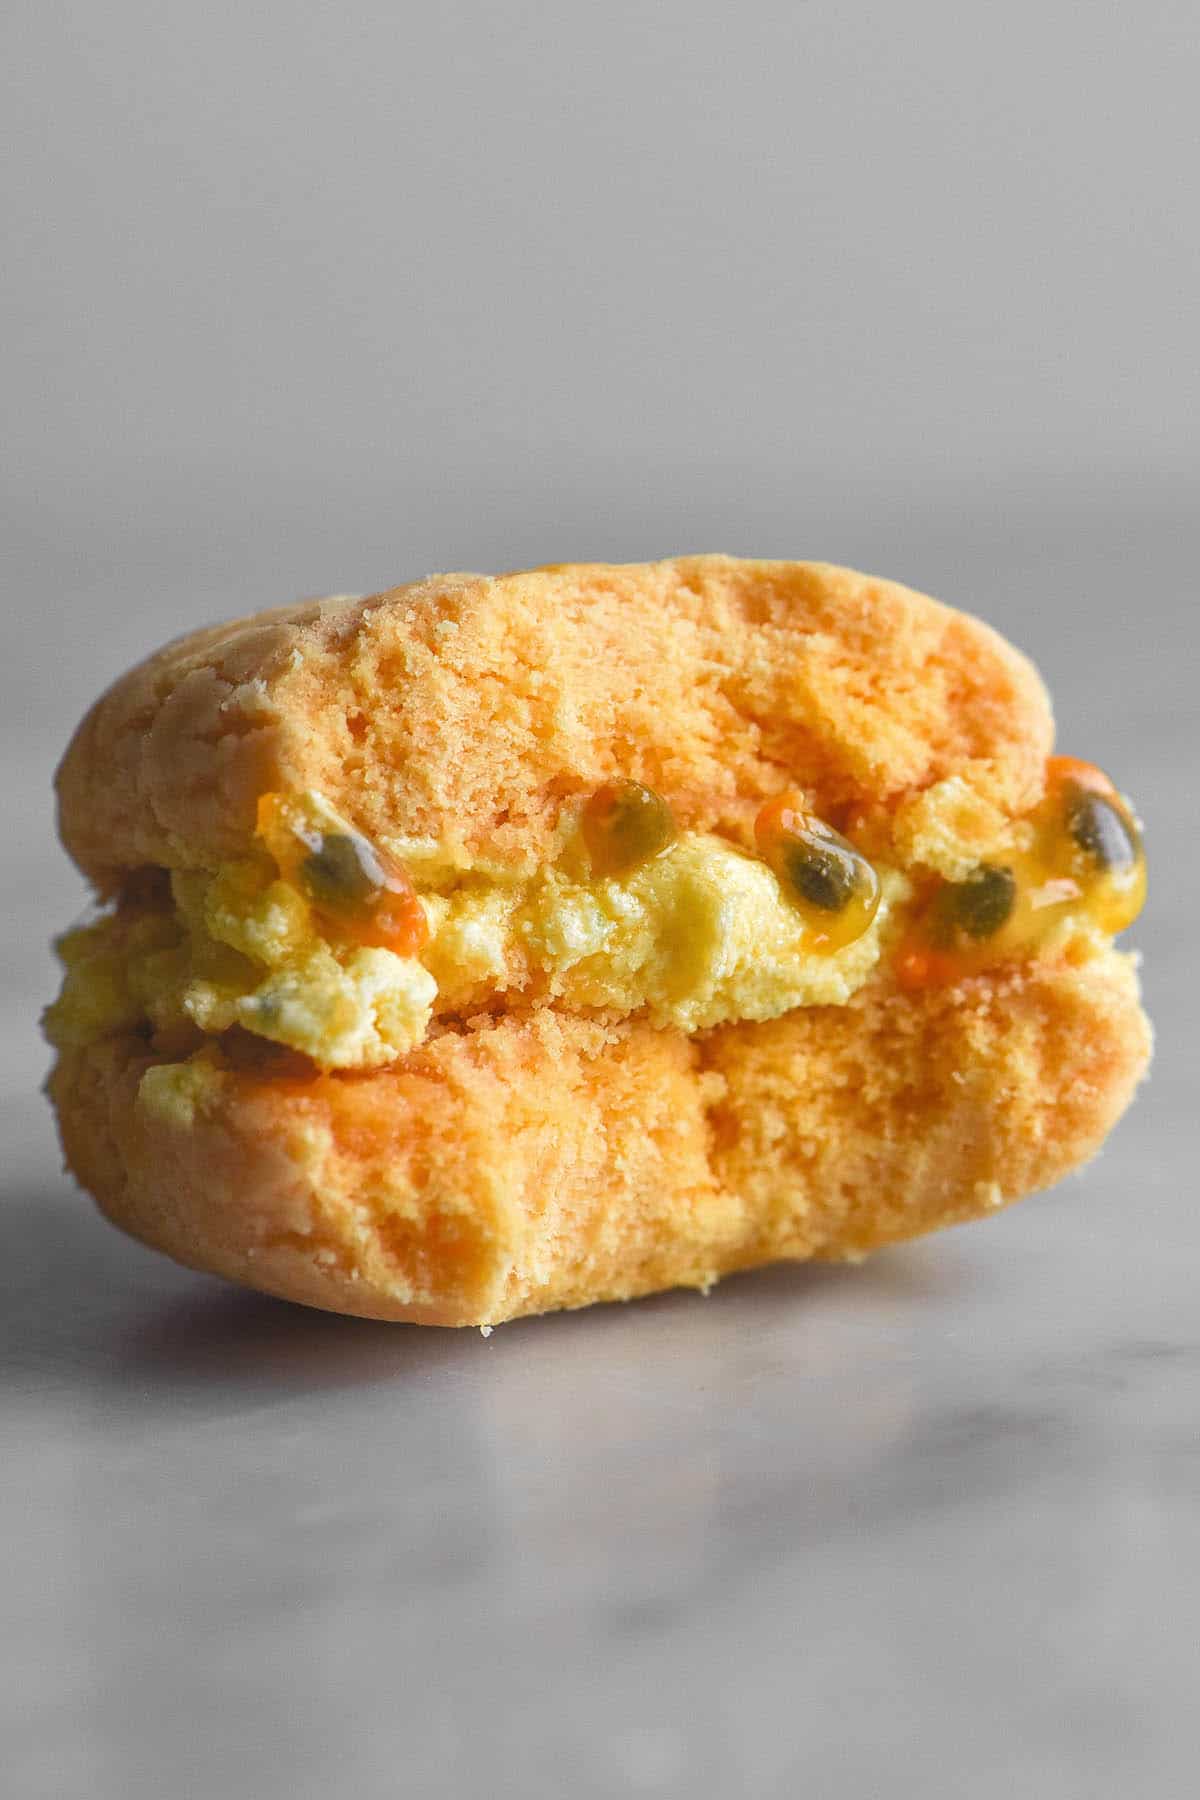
[4,6,1198,1798]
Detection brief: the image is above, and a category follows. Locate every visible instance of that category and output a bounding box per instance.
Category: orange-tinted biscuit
[45,559,1150,1324]
[56,558,1052,888]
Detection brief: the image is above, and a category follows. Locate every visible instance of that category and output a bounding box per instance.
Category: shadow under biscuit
[2,1167,965,1412]
[0,1181,468,1405]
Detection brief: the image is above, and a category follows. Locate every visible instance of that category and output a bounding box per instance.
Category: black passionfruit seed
[780,832,865,913]
[755,801,881,949]
[300,832,385,908]
[582,781,678,878]
[1065,790,1140,874]
[946,864,1017,939]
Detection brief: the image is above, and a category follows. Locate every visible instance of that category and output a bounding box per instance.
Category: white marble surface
[5,498,1198,1799]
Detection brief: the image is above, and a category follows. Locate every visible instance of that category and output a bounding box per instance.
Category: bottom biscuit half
[48,947,1150,1326]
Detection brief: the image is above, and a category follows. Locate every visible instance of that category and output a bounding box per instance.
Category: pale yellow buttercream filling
[46,830,906,1071]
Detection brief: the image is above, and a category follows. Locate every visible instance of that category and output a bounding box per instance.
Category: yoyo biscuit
[45,558,1151,1325]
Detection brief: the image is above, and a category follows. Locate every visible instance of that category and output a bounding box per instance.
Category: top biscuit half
[59,556,1051,882]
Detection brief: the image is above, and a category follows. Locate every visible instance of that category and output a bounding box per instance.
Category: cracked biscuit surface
[46,557,1150,1324]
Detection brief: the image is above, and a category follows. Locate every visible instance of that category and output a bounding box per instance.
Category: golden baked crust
[48,944,1149,1326]
[55,558,1052,890]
